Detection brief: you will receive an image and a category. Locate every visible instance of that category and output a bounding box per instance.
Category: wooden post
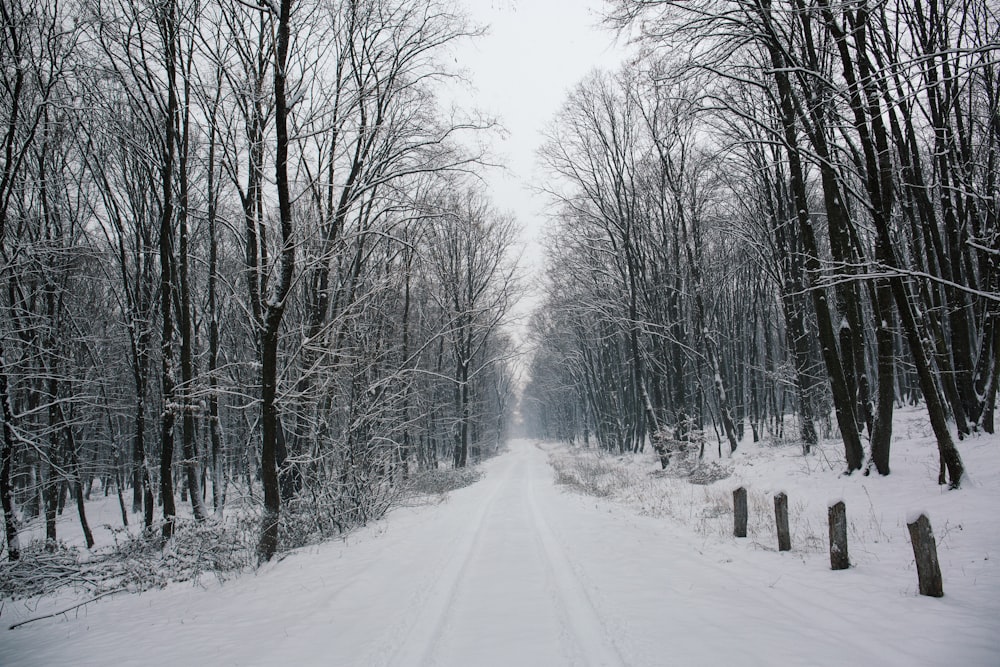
[774,492,791,551]
[907,513,943,597]
[733,486,747,538]
[828,500,849,570]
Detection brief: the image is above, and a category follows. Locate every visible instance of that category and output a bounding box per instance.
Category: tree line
[522,0,997,487]
[0,0,518,563]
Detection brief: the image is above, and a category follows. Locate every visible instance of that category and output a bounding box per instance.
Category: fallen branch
[8,588,127,630]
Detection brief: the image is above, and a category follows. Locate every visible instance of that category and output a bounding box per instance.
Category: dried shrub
[688,461,732,485]
[549,451,632,498]
[0,518,257,601]
[279,475,399,551]
[403,466,483,497]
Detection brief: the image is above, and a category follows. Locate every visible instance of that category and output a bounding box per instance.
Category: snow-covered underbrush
[547,443,721,530]
[547,407,1000,572]
[402,466,484,497]
[0,461,488,601]
[549,450,634,499]
[0,516,258,600]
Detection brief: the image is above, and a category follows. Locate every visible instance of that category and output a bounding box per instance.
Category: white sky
[447,0,632,325]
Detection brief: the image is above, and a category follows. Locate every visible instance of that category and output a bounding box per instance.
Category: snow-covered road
[379,441,622,666]
[3,440,995,665]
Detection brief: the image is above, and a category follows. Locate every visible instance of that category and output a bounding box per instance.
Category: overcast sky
[448,0,632,324]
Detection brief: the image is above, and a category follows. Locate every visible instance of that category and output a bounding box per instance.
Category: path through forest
[3,440,994,665]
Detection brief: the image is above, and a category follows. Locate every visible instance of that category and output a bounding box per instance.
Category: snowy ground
[2,407,999,665]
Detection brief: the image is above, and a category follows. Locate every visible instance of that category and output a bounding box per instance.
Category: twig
[8,588,127,630]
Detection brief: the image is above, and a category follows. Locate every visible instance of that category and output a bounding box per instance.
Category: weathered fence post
[828,500,849,570]
[733,486,747,538]
[907,513,943,597]
[775,492,791,552]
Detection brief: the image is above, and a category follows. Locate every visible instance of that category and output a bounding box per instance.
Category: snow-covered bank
[2,410,998,665]
[547,406,1000,662]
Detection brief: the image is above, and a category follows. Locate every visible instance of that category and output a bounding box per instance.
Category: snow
[2,407,999,665]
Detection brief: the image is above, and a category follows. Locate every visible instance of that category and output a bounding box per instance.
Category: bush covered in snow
[0,517,257,600]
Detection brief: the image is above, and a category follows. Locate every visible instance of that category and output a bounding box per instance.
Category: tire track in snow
[377,447,625,666]
[380,459,511,667]
[525,452,626,667]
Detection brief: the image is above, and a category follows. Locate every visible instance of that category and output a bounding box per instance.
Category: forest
[1,0,997,586]
[523,0,997,488]
[0,0,519,568]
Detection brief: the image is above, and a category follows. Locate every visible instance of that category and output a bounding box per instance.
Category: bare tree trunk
[870,283,895,475]
[177,42,207,522]
[762,21,864,471]
[112,449,128,528]
[66,420,94,549]
[685,216,738,454]
[0,359,18,559]
[816,0,898,474]
[134,379,154,529]
[772,180,819,451]
[984,323,999,434]
[258,0,295,563]
[206,72,225,517]
[157,0,179,539]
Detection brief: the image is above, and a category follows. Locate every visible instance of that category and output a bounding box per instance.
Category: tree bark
[829,501,849,570]
[817,0,898,474]
[67,423,94,549]
[0,361,18,560]
[907,513,943,597]
[775,492,790,552]
[176,46,207,523]
[733,486,747,538]
[156,0,180,540]
[761,23,864,471]
[258,0,295,563]
[207,78,225,517]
